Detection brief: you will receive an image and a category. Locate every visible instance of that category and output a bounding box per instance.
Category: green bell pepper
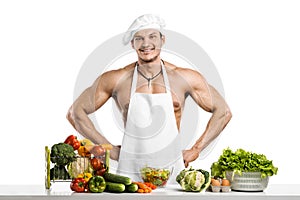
[88,176,106,193]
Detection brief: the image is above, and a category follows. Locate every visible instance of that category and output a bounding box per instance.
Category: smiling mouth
[139,48,155,53]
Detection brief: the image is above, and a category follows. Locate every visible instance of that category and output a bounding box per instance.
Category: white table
[0,183,299,200]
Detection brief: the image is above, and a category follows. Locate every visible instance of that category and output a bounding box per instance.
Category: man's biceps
[94,92,111,110]
[199,98,214,112]
[191,92,213,111]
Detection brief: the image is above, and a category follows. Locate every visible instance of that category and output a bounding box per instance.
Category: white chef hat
[123,14,166,45]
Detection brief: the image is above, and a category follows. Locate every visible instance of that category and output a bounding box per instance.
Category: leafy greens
[211,148,278,178]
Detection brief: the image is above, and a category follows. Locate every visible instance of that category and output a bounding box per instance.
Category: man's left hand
[182,149,200,168]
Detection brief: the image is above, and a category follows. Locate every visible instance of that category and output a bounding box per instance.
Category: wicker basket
[225,171,269,192]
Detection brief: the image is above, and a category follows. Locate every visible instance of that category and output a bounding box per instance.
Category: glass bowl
[140,166,173,187]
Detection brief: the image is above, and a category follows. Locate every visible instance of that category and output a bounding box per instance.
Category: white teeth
[141,49,154,52]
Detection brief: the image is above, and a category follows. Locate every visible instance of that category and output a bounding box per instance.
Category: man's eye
[149,35,157,39]
[134,37,142,41]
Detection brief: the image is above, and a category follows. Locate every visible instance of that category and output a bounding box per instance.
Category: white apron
[117,61,185,184]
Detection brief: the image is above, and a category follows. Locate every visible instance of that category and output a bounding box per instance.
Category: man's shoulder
[101,62,135,78]
[164,60,207,90]
[122,62,136,72]
[164,60,202,77]
[94,62,135,89]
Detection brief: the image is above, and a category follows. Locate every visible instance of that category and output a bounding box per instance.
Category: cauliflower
[67,157,94,178]
[176,167,211,192]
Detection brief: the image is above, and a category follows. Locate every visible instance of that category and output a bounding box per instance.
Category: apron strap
[130,60,171,97]
[130,63,138,97]
[161,60,171,95]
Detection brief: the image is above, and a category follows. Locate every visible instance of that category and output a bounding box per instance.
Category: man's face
[131,29,165,63]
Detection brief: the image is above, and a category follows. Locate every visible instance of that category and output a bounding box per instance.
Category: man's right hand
[182,148,200,168]
[110,145,121,161]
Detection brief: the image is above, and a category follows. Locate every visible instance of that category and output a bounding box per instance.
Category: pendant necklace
[137,67,162,88]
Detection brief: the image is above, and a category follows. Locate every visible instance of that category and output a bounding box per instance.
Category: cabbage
[67,157,94,178]
[176,167,211,192]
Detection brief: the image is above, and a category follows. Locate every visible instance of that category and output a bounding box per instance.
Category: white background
[0,0,299,185]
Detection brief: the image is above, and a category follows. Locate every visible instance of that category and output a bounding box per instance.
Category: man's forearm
[67,106,111,145]
[192,106,232,152]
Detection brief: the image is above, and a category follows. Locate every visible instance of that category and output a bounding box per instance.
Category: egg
[221,179,231,186]
[211,178,221,186]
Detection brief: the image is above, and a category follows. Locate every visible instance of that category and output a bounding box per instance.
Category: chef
[67,14,232,183]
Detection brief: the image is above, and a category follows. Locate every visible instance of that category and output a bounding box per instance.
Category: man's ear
[131,40,134,49]
[161,35,166,45]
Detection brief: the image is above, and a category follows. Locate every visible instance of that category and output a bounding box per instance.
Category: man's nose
[141,37,151,47]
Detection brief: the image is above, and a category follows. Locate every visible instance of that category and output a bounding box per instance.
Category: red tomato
[95,168,106,176]
[90,145,105,157]
[90,157,104,171]
[72,141,81,150]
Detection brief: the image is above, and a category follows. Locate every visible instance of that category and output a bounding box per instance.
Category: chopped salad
[140,166,172,187]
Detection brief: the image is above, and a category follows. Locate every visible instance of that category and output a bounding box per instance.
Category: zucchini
[126,183,138,193]
[103,173,132,185]
[105,182,125,193]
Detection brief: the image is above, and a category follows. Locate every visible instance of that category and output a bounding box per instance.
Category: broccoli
[50,143,76,166]
[50,165,70,180]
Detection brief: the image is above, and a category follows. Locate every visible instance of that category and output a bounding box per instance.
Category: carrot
[144,188,150,193]
[133,182,152,193]
[144,182,157,190]
[133,182,147,190]
[137,189,144,193]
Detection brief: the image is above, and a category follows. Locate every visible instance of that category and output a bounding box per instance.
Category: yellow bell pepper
[80,138,94,146]
[77,172,93,182]
[78,145,91,157]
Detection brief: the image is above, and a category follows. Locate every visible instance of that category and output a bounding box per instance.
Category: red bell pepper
[70,178,87,193]
[64,135,80,150]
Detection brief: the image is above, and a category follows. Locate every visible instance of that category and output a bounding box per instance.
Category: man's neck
[137,57,162,77]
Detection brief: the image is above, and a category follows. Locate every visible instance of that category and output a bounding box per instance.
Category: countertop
[1,183,299,200]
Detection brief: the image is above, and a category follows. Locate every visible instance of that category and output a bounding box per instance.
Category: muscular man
[67,14,231,180]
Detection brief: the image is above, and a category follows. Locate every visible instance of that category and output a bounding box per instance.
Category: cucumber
[103,173,132,185]
[126,183,138,193]
[105,182,125,193]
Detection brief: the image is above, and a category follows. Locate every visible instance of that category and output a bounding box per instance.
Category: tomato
[90,157,104,171]
[90,145,105,157]
[95,168,106,176]
[72,141,81,150]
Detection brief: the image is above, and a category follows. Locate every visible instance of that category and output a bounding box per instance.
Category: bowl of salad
[140,166,173,187]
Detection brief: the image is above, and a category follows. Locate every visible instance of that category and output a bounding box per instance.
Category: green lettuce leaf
[211,148,278,178]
